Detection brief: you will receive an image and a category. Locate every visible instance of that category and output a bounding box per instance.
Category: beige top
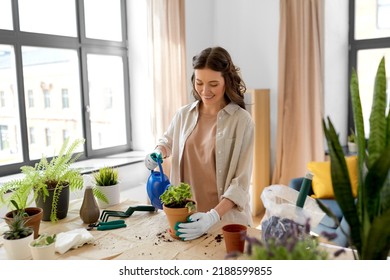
[181,112,219,212]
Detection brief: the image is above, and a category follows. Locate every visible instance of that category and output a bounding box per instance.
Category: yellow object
[307,156,358,199]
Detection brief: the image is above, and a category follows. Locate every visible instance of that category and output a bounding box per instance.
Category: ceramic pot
[348,142,357,153]
[5,207,43,239]
[3,233,34,260]
[96,182,121,209]
[222,224,247,254]
[36,184,70,221]
[163,204,194,239]
[29,241,56,260]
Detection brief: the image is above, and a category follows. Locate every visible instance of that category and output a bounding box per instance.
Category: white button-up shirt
[157,101,255,226]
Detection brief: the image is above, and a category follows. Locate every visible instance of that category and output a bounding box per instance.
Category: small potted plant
[3,199,43,239]
[232,218,330,260]
[29,233,57,260]
[2,209,34,260]
[347,129,357,153]
[0,138,85,222]
[160,182,196,239]
[92,166,119,208]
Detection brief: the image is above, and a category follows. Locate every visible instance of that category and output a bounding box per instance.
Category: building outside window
[62,88,69,109]
[0,0,131,176]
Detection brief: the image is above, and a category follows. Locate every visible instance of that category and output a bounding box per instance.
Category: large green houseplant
[0,138,87,222]
[322,57,390,259]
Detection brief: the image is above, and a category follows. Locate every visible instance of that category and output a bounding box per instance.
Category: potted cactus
[160,182,196,239]
[2,209,34,259]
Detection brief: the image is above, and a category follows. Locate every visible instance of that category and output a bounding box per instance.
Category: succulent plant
[3,210,33,240]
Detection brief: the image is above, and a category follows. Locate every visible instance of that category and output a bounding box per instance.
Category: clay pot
[5,207,43,239]
[163,204,194,239]
[222,224,247,254]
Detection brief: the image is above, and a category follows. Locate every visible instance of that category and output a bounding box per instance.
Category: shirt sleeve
[221,114,255,212]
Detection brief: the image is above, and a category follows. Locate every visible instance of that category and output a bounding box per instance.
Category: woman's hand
[176,209,220,241]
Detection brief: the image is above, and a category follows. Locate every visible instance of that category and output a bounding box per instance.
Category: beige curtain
[272,0,325,185]
[147,0,188,143]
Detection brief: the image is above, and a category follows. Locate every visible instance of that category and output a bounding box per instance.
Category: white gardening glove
[176,209,220,241]
[144,149,163,170]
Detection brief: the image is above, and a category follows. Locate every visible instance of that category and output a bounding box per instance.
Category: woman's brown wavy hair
[191,46,247,110]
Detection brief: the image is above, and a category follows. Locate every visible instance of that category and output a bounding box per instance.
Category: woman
[145,46,254,240]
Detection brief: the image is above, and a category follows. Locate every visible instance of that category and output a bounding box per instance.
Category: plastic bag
[260,185,325,240]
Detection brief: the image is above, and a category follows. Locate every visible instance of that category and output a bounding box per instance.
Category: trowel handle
[132,205,156,212]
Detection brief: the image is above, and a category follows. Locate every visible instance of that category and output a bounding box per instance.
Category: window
[62,88,69,109]
[349,0,390,137]
[0,0,131,176]
[0,91,5,107]
[28,90,34,108]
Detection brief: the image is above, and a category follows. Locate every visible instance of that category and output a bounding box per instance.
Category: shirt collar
[189,100,240,115]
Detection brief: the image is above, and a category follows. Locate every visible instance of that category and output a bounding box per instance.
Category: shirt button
[218,150,221,154]
[218,170,222,173]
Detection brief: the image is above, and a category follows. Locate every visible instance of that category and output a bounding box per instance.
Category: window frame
[348,0,390,135]
[0,0,132,176]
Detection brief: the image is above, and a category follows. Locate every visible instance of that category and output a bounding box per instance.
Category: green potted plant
[2,208,34,259]
[240,219,329,260]
[0,138,85,222]
[347,129,357,153]
[3,199,43,239]
[322,56,390,259]
[29,233,57,260]
[92,166,119,208]
[160,182,196,239]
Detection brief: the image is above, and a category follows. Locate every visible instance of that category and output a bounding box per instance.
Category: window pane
[87,54,127,150]
[355,0,390,39]
[357,49,390,137]
[0,0,13,30]
[0,45,23,165]
[19,0,77,37]
[22,47,83,159]
[84,0,122,41]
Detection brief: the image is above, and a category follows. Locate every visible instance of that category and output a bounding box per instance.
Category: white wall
[129,0,349,172]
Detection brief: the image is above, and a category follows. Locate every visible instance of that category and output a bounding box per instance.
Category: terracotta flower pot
[163,204,194,239]
[5,207,43,239]
[222,224,247,254]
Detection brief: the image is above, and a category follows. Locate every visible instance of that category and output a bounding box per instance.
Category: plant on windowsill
[160,182,196,239]
[322,56,390,259]
[0,138,105,223]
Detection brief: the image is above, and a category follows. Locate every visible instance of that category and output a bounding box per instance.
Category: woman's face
[194,68,225,107]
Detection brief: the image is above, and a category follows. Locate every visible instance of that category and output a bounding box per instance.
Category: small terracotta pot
[222,224,247,254]
[163,204,194,239]
[5,207,43,239]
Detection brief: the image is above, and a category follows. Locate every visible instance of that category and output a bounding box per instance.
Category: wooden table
[0,198,354,260]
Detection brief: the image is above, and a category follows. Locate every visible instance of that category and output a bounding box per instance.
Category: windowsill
[0,150,146,184]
